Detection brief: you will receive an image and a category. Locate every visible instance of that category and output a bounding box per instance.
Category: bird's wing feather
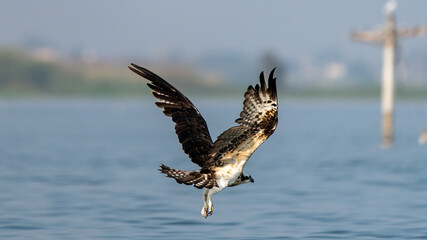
[129,63,214,167]
[208,69,278,168]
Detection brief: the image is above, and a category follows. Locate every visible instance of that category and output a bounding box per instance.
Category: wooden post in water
[350,0,427,146]
[381,11,396,146]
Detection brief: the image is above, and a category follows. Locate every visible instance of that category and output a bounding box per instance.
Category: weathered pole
[350,0,427,146]
[381,11,396,146]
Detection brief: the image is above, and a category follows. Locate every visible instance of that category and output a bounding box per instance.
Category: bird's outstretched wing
[129,63,214,167]
[208,69,278,168]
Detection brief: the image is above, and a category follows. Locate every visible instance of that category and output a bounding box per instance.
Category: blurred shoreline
[1,47,426,100]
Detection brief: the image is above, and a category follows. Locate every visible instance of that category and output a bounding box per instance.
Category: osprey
[129,63,278,218]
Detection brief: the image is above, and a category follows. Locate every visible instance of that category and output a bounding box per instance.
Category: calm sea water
[1,98,427,239]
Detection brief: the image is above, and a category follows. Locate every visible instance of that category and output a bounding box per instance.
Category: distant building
[323,62,347,81]
[32,47,58,62]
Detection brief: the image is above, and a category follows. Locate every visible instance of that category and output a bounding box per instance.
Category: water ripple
[1,99,427,239]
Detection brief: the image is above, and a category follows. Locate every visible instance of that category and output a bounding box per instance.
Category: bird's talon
[201,206,209,218]
[201,204,214,218]
[208,205,213,216]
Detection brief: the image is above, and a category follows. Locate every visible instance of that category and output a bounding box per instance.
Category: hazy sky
[1,0,427,62]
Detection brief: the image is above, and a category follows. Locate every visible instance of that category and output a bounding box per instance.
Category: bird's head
[228,173,254,187]
[242,174,254,184]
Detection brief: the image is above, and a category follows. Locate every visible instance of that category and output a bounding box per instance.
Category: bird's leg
[201,187,222,218]
[206,193,214,217]
[201,188,209,218]
[208,187,222,213]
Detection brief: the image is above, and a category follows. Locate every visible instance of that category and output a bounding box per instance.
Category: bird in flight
[129,63,278,218]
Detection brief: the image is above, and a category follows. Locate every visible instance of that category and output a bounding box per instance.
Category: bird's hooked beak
[249,175,254,183]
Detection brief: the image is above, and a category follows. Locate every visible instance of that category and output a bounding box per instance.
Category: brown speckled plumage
[129,63,278,190]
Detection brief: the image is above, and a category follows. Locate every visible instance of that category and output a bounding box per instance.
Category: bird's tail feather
[159,164,217,189]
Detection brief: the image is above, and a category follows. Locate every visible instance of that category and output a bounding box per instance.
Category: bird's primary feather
[206,69,278,171]
[129,64,214,168]
[129,63,278,218]
[129,63,278,190]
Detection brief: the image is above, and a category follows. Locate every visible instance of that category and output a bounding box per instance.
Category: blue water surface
[0,99,427,239]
